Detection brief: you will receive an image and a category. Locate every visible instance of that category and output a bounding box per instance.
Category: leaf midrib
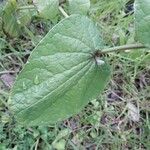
[14,59,93,116]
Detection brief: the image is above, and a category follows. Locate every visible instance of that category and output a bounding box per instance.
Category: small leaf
[2,0,21,37]
[68,0,90,15]
[17,10,32,26]
[17,0,34,26]
[134,0,150,48]
[2,0,34,37]
[33,0,59,20]
[9,15,111,126]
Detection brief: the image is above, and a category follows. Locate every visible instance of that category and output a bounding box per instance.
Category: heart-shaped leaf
[9,15,111,126]
[68,0,90,15]
[134,0,150,48]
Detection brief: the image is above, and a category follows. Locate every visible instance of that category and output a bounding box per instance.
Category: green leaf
[9,15,111,126]
[17,9,32,26]
[68,0,90,15]
[2,0,21,37]
[33,0,59,20]
[2,0,34,37]
[134,0,150,48]
[17,0,34,26]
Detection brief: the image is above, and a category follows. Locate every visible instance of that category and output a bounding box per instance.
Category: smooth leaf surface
[33,0,59,20]
[134,0,150,48]
[68,0,90,15]
[9,15,111,126]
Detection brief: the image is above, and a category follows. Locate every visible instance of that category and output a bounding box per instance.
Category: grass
[0,0,150,149]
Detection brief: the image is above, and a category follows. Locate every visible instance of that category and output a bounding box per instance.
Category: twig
[0,70,17,75]
[100,43,146,54]
[34,138,39,150]
[59,6,69,18]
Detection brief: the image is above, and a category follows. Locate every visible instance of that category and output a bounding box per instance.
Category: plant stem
[59,6,69,18]
[100,43,146,54]
[0,70,17,75]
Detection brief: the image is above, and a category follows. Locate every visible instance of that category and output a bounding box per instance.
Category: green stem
[59,6,69,18]
[100,43,146,54]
